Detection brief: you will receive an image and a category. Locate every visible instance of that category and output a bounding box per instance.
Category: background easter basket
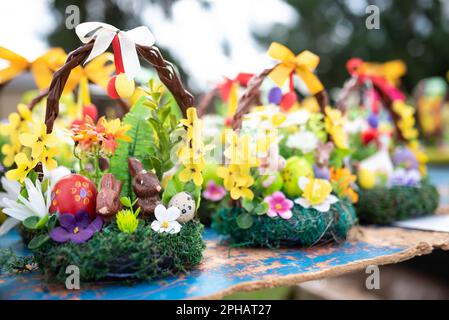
[26,37,206,283]
[211,65,357,248]
[337,65,439,225]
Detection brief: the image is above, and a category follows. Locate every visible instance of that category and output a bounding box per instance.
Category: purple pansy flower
[268,87,283,105]
[202,181,226,202]
[49,211,103,244]
[388,168,421,187]
[392,147,419,170]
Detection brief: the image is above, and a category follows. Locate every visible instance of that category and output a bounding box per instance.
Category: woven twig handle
[197,87,220,117]
[232,65,329,130]
[336,76,405,141]
[44,42,194,134]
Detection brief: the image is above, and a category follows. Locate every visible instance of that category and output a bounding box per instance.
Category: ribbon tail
[295,67,324,95]
[268,64,294,88]
[84,30,115,65]
[118,33,140,80]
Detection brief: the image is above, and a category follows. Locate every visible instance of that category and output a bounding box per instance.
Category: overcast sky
[0,0,298,91]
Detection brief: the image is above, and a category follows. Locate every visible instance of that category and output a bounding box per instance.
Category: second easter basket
[19,25,208,283]
[211,44,358,248]
[337,59,439,224]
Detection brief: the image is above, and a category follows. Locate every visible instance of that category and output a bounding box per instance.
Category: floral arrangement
[338,58,439,224]
[413,77,449,163]
[210,43,358,248]
[0,23,206,283]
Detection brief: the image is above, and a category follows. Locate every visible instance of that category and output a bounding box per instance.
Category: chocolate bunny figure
[128,157,162,217]
[96,173,123,219]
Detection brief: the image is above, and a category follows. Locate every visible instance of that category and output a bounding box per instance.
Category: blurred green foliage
[46,0,449,93]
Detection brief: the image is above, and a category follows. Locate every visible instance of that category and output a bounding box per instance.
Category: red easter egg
[107,76,120,99]
[280,92,297,112]
[83,104,98,122]
[50,174,97,218]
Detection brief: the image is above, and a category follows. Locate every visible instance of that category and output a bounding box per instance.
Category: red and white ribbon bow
[75,22,155,80]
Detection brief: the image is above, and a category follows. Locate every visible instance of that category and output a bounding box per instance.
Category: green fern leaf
[110,97,153,198]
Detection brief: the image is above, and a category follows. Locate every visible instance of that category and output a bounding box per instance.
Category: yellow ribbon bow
[0,47,69,90]
[0,47,114,92]
[358,60,406,86]
[267,42,324,95]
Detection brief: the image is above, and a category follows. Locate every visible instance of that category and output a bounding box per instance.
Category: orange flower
[330,167,358,203]
[70,116,130,156]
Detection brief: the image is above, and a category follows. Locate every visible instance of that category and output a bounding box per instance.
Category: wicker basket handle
[44,42,194,134]
[232,65,329,130]
[336,76,405,141]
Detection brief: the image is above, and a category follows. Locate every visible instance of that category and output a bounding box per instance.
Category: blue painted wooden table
[1,166,449,300]
[3,225,449,300]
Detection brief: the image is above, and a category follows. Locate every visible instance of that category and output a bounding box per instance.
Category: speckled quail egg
[168,192,196,223]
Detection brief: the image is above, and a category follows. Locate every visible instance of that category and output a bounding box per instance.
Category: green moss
[211,200,357,248]
[32,220,205,283]
[356,182,439,225]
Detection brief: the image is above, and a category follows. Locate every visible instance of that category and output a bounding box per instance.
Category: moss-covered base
[356,182,439,225]
[33,220,205,283]
[211,200,357,248]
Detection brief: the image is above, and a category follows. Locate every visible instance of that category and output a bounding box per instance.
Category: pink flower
[202,181,226,202]
[264,191,293,220]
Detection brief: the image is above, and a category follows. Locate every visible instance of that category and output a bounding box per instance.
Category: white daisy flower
[151,204,182,234]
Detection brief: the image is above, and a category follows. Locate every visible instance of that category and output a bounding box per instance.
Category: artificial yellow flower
[19,122,58,159]
[324,107,348,149]
[302,178,333,205]
[1,136,21,167]
[40,147,59,171]
[5,153,37,183]
[392,101,419,142]
[230,176,255,200]
[217,164,241,190]
[179,163,205,186]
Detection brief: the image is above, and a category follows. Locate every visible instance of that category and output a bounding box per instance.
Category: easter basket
[337,59,439,224]
[211,43,358,248]
[5,23,208,283]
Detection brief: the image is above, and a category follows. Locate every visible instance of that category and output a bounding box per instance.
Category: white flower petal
[168,221,181,234]
[298,177,310,190]
[1,177,20,200]
[313,202,331,212]
[166,206,181,221]
[151,220,162,233]
[327,195,339,205]
[154,204,167,222]
[0,217,20,236]
[2,198,35,221]
[294,197,311,209]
